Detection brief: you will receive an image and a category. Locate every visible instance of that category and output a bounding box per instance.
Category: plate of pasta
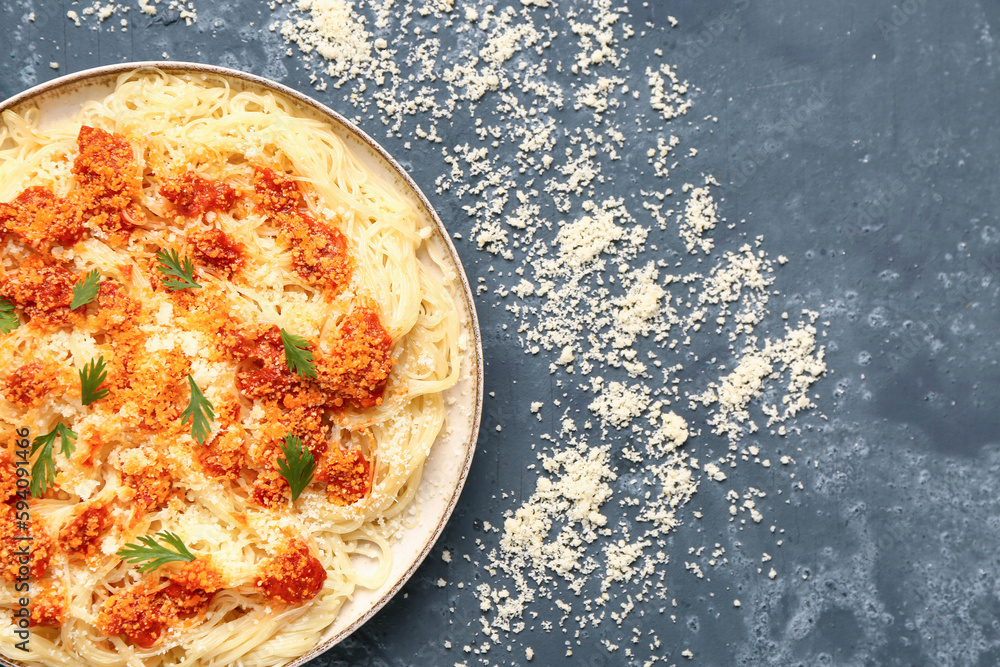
[0,63,482,667]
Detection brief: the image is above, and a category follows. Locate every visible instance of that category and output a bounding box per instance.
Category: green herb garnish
[276,434,316,501]
[29,423,77,497]
[280,328,317,379]
[79,356,109,406]
[180,374,215,446]
[0,299,19,334]
[117,531,196,573]
[70,269,102,310]
[154,248,201,290]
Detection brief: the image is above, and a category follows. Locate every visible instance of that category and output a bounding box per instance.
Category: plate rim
[0,61,484,667]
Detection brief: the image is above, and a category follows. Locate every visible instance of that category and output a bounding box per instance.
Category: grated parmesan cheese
[105,1,833,661]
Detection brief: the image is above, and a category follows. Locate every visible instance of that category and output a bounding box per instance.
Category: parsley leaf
[117,531,196,573]
[70,269,102,310]
[0,299,19,334]
[30,423,78,497]
[180,374,215,446]
[276,434,316,501]
[280,328,317,379]
[155,248,201,290]
[80,356,109,406]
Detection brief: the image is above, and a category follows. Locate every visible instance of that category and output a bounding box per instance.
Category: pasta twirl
[0,70,460,667]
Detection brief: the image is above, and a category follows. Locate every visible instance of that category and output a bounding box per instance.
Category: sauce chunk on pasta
[3,361,63,408]
[98,561,224,648]
[0,186,85,252]
[256,540,327,604]
[316,307,395,408]
[253,167,354,293]
[29,584,65,628]
[73,125,143,239]
[0,257,77,327]
[60,504,112,559]
[189,228,245,273]
[160,171,238,218]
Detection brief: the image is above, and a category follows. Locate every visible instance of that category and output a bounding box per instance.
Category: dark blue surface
[3,1,1000,666]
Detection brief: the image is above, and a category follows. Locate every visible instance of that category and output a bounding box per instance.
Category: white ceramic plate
[0,62,483,667]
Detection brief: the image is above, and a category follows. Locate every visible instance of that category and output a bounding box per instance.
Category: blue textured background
[3,1,1000,665]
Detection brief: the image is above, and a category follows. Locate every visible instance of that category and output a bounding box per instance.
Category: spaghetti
[0,70,461,666]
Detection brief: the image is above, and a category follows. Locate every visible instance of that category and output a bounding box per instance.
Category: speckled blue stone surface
[3,1,1000,665]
